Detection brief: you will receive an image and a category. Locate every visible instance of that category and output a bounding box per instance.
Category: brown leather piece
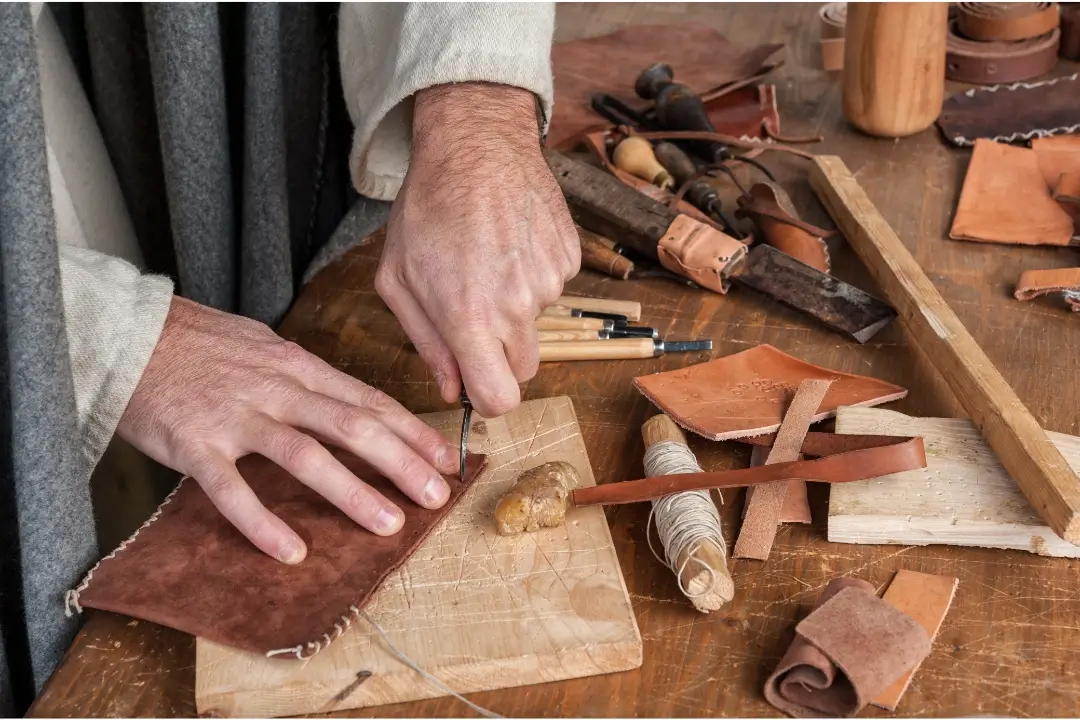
[1053,171,1080,230]
[819,2,847,71]
[633,344,907,441]
[937,74,1080,147]
[1014,267,1080,311]
[549,24,783,150]
[702,84,785,141]
[765,580,932,718]
[746,446,812,524]
[1062,3,1080,59]
[656,215,748,293]
[950,139,1074,246]
[956,2,1061,41]
[570,434,926,507]
[945,20,1060,85]
[1032,134,1080,189]
[734,379,833,561]
[736,182,833,272]
[72,450,488,658]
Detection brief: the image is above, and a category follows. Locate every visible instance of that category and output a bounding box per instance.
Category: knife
[459,388,472,479]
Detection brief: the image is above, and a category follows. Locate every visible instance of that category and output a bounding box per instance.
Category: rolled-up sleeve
[338,2,555,200]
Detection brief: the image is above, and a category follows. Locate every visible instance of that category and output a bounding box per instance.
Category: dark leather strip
[957,2,1060,41]
[1062,4,1080,59]
[946,20,1060,84]
[570,435,926,507]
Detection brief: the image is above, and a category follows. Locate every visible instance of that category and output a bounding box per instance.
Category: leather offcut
[937,73,1080,147]
[764,579,932,718]
[1015,267,1080,311]
[69,449,488,658]
[955,2,1061,41]
[735,182,833,272]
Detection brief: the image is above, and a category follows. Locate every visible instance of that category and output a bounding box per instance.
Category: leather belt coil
[819,2,847,71]
[956,2,1060,41]
[946,3,1063,84]
[1062,3,1080,59]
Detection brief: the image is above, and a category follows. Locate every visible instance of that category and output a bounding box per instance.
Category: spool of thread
[641,414,734,612]
[612,137,675,190]
[842,2,948,137]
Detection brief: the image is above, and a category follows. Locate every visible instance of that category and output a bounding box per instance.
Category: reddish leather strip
[571,435,926,507]
[946,20,1060,84]
[956,2,1060,42]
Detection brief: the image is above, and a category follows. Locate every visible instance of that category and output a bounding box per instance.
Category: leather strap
[570,434,926,507]
[1062,3,1080,59]
[956,2,1060,41]
[819,2,848,71]
[946,20,1061,84]
[1014,267,1080,311]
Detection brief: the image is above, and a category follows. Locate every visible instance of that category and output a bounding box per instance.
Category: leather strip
[1014,267,1080,311]
[735,181,833,272]
[946,20,1060,85]
[956,2,1060,41]
[570,435,926,507]
[734,379,832,561]
[1062,3,1080,59]
[656,214,747,293]
[745,446,812,524]
[819,2,847,71]
[937,73,1080,147]
[70,450,488,658]
[632,130,819,159]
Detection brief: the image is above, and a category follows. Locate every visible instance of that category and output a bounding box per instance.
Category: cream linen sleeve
[339,2,555,201]
[58,245,174,472]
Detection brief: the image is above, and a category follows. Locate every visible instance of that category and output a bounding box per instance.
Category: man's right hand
[117,297,460,565]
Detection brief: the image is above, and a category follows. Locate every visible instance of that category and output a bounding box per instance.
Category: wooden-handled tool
[578,226,634,280]
[535,315,613,332]
[612,136,675,190]
[810,154,1080,545]
[556,295,642,322]
[539,338,711,362]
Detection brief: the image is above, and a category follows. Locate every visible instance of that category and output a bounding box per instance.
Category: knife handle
[537,330,604,342]
[535,315,610,331]
[539,338,654,362]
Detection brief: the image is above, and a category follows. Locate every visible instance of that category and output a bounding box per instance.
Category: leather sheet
[937,74,1080,147]
[549,24,783,149]
[68,449,487,658]
[950,139,1075,246]
[764,579,931,718]
[633,344,907,441]
[1015,266,1080,311]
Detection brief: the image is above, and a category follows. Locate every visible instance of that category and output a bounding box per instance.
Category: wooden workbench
[31,3,1080,718]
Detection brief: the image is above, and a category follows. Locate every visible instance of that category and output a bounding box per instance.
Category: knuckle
[485,387,520,417]
[278,434,324,472]
[271,340,311,369]
[203,470,241,510]
[395,452,425,482]
[343,483,371,515]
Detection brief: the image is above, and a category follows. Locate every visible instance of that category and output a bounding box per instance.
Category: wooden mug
[842,2,948,138]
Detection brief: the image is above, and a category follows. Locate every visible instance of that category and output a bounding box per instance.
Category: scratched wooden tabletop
[31,3,1080,718]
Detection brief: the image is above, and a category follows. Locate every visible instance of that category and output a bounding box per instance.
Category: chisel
[541,305,628,323]
[539,338,711,362]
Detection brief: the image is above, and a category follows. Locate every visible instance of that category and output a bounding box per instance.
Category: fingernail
[422,477,451,508]
[375,506,404,534]
[434,373,449,399]
[436,444,458,472]
[278,540,306,565]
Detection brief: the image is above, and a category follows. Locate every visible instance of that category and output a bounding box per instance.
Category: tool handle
[653,141,698,184]
[535,315,608,331]
[537,330,603,342]
[556,295,642,322]
[612,137,675,190]
[578,227,634,280]
[539,338,653,362]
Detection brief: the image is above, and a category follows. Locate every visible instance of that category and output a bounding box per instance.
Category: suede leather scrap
[67,449,487,658]
[765,579,931,718]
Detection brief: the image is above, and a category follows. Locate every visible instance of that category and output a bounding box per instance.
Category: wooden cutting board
[195,396,642,717]
[829,406,1080,558]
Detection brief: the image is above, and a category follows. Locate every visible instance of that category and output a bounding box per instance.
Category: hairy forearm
[414,83,541,151]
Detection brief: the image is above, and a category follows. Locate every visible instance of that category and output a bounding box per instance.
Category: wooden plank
[194,397,642,718]
[810,155,1080,545]
[830,407,1080,558]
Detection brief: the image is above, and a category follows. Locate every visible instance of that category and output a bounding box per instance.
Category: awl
[539,338,711,362]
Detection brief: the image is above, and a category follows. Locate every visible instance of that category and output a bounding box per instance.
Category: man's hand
[117,297,460,564]
[376,82,579,418]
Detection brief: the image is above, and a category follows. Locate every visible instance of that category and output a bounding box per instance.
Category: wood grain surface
[30,3,1080,718]
[195,397,641,717]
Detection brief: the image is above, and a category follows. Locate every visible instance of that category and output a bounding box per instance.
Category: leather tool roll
[956,2,1060,41]
[946,20,1061,84]
[571,433,926,507]
[1063,3,1080,58]
[819,2,848,71]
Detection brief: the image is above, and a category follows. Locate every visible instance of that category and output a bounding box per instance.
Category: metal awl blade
[459,388,473,478]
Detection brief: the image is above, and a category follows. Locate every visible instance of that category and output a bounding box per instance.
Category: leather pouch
[735,181,833,272]
[633,344,907,441]
[950,139,1075,246]
[765,579,931,718]
[66,449,487,659]
[549,23,783,150]
[937,74,1080,147]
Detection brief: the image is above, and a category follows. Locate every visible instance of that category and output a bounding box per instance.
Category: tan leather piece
[765,581,932,718]
[1054,172,1080,231]
[1014,267,1080,311]
[872,570,959,711]
[945,21,1060,85]
[736,182,833,272]
[819,3,847,71]
[747,446,812,524]
[71,450,488,658]
[734,379,833,561]
[950,139,1074,246]
[656,214,748,294]
[549,24,783,150]
[956,2,1061,41]
[570,434,926,508]
[1032,134,1080,190]
[634,344,907,441]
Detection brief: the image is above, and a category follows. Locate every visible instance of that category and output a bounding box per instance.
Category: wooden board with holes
[829,406,1080,558]
[194,396,642,718]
